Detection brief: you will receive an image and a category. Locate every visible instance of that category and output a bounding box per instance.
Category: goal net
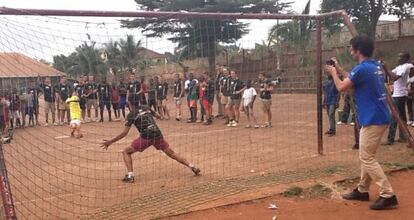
[0,7,411,219]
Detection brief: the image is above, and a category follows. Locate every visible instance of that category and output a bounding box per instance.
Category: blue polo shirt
[349,59,390,126]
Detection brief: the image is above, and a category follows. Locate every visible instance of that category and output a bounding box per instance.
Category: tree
[121,0,291,76]
[321,0,414,38]
[75,41,107,77]
[104,40,123,74]
[118,35,142,71]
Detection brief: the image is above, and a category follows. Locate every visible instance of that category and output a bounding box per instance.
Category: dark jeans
[387,96,407,143]
[326,104,336,132]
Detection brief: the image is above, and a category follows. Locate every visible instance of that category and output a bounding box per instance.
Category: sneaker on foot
[231,121,238,127]
[44,123,49,127]
[122,175,135,183]
[53,122,58,126]
[337,121,345,125]
[191,166,201,175]
[350,122,355,126]
[254,125,260,128]
[407,121,413,125]
[411,122,414,127]
[342,188,369,201]
[370,195,398,210]
[227,121,234,127]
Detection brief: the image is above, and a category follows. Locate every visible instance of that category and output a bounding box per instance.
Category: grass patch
[282,186,304,197]
[282,183,333,198]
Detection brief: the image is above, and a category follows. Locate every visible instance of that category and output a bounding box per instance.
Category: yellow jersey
[66,96,81,120]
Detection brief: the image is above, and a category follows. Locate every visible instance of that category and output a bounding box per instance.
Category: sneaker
[337,121,345,125]
[227,121,234,127]
[122,175,135,183]
[411,122,414,127]
[191,166,201,175]
[59,122,64,126]
[245,125,252,128]
[231,121,238,127]
[175,117,181,121]
[407,121,413,125]
[350,122,355,126]
[53,122,59,126]
[370,195,398,210]
[44,123,49,127]
[342,188,369,201]
[254,125,260,128]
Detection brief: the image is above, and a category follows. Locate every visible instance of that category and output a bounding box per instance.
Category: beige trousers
[357,125,394,198]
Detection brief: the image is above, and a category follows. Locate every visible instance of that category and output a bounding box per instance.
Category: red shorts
[131,137,170,152]
[203,99,210,110]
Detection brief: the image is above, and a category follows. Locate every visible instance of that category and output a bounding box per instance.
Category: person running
[40,76,57,126]
[241,80,259,128]
[74,76,87,122]
[66,90,83,139]
[147,78,157,112]
[258,73,274,128]
[56,76,72,126]
[118,79,128,119]
[111,83,121,121]
[100,94,201,183]
[98,78,112,122]
[85,75,99,122]
[173,73,185,121]
[227,70,245,127]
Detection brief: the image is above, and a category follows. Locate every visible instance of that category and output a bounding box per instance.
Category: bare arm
[382,63,400,82]
[326,65,353,92]
[101,126,131,150]
[180,80,185,97]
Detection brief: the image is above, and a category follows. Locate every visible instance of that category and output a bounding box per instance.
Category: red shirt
[112,88,119,103]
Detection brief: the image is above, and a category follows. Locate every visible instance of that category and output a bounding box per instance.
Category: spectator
[227,70,245,127]
[40,76,57,126]
[98,77,112,122]
[258,73,273,128]
[203,72,215,125]
[9,88,22,129]
[56,76,72,125]
[147,78,157,112]
[140,76,148,106]
[323,70,339,136]
[187,78,199,123]
[215,65,224,118]
[28,81,41,126]
[85,75,99,122]
[118,78,128,119]
[173,73,185,121]
[126,72,142,110]
[219,68,231,125]
[111,83,121,121]
[241,80,259,128]
[74,76,87,122]
[384,52,414,145]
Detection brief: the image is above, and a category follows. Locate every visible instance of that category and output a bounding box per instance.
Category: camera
[326,59,335,67]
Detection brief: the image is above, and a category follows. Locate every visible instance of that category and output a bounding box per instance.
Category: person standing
[28,81,41,126]
[173,73,185,121]
[323,70,339,136]
[241,80,259,128]
[203,72,215,125]
[56,76,72,126]
[85,75,99,122]
[326,35,398,210]
[140,76,148,106]
[111,83,121,121]
[147,78,157,112]
[258,73,273,128]
[126,72,142,110]
[219,69,231,125]
[227,70,245,127]
[40,77,57,126]
[215,65,224,118]
[118,79,128,119]
[98,78,112,122]
[74,76,87,122]
[383,52,414,145]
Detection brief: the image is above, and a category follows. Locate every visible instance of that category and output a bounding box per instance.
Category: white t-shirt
[392,63,414,97]
[242,87,257,106]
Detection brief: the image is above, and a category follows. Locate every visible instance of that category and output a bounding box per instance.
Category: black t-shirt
[125,108,163,139]
[118,83,127,98]
[40,84,56,102]
[220,76,232,96]
[98,84,111,100]
[173,79,183,98]
[75,84,86,97]
[148,82,156,100]
[85,83,98,99]
[215,73,223,91]
[260,79,272,100]
[156,83,165,100]
[56,83,71,101]
[127,81,141,95]
[205,79,215,101]
[230,78,245,100]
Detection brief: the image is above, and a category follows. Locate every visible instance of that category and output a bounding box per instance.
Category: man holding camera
[325,35,398,210]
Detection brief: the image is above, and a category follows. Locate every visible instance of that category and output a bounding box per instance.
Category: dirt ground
[2,94,414,219]
[166,170,414,220]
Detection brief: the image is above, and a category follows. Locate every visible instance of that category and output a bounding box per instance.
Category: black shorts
[99,100,111,110]
[148,99,157,108]
[80,98,86,110]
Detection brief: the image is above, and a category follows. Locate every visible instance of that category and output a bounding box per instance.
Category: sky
[0,0,397,61]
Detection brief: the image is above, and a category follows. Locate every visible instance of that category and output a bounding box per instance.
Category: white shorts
[70,119,81,127]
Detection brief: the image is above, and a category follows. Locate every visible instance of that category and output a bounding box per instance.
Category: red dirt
[166,170,414,220]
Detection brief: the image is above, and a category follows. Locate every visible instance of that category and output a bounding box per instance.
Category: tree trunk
[208,53,215,79]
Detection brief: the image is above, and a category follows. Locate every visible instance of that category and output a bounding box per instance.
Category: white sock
[127,172,134,177]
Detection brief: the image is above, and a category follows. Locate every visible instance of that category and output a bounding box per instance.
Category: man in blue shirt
[323,73,339,136]
[325,35,397,210]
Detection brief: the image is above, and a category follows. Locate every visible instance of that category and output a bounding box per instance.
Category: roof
[0,52,65,78]
[137,47,168,59]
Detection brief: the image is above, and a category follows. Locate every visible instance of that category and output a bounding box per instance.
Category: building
[0,52,65,94]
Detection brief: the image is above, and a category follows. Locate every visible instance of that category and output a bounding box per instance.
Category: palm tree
[104,40,123,73]
[75,41,107,76]
[119,35,142,70]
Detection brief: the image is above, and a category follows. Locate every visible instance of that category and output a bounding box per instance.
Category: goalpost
[0,7,410,219]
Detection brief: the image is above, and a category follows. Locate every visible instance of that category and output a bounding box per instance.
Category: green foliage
[282,186,304,197]
[321,0,414,38]
[122,0,291,75]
